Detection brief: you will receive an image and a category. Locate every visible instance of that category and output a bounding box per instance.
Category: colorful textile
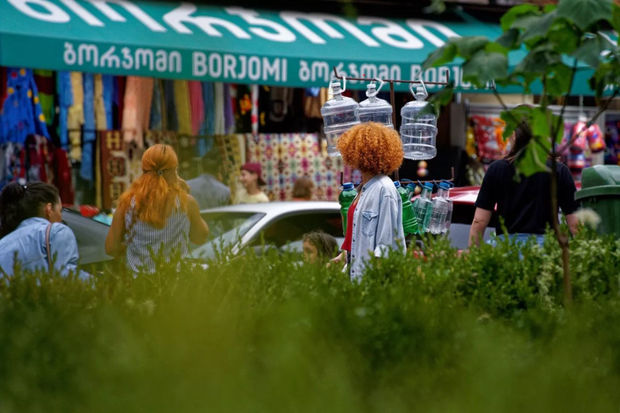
[103,75,114,129]
[53,147,74,205]
[100,130,130,210]
[470,115,508,162]
[200,82,214,136]
[81,73,96,181]
[34,70,55,126]
[234,84,252,133]
[122,76,153,148]
[188,81,204,136]
[149,79,165,130]
[0,68,49,144]
[173,80,191,135]
[246,133,345,201]
[25,134,53,183]
[163,80,177,131]
[56,71,72,149]
[223,84,235,134]
[251,84,259,137]
[213,83,225,135]
[67,72,84,161]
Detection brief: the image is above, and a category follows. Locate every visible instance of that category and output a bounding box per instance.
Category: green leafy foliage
[556,0,613,31]
[462,51,508,87]
[1,232,620,411]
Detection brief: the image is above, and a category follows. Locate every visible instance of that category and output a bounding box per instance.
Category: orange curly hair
[337,122,403,175]
[117,144,189,229]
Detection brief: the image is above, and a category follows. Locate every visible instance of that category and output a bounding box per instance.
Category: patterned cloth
[246,133,346,201]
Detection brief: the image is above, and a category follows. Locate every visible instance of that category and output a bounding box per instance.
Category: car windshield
[190,211,264,260]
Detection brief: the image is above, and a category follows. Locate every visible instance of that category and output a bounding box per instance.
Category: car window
[249,211,342,248]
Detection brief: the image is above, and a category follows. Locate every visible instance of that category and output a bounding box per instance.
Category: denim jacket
[0,217,81,277]
[349,175,406,281]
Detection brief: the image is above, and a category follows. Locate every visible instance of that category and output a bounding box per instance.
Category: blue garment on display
[80,73,95,181]
[163,80,178,131]
[102,75,114,130]
[150,79,163,130]
[56,71,72,149]
[0,68,49,144]
[201,82,215,136]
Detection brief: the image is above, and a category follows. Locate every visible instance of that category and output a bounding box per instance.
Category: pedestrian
[330,122,406,280]
[0,181,84,277]
[236,162,269,204]
[468,120,580,247]
[291,176,315,201]
[186,156,231,209]
[302,231,338,264]
[105,144,209,273]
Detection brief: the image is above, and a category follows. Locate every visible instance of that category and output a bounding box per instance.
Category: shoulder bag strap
[45,222,53,271]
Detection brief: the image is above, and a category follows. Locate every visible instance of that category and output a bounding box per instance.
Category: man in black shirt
[469,122,580,247]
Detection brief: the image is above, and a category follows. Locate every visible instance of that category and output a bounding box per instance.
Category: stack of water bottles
[410,181,453,235]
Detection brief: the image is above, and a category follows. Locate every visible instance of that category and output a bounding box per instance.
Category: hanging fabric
[53,146,74,205]
[56,71,72,150]
[0,67,7,105]
[81,73,96,181]
[94,75,106,130]
[149,79,165,131]
[173,80,191,135]
[251,84,259,138]
[33,70,55,126]
[233,84,252,134]
[0,68,49,145]
[163,80,177,132]
[188,80,204,136]
[200,82,215,136]
[213,83,225,135]
[122,76,153,148]
[67,72,84,161]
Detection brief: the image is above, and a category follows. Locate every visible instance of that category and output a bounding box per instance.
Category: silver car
[191,202,344,261]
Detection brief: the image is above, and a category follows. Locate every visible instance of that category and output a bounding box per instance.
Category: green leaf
[531,107,552,139]
[556,0,612,31]
[518,11,557,42]
[462,51,508,87]
[515,138,551,176]
[500,4,540,31]
[573,33,616,68]
[485,42,509,55]
[514,45,561,75]
[496,29,520,50]
[546,63,573,97]
[546,20,580,54]
[613,4,620,34]
[422,42,457,70]
[429,83,455,112]
[500,106,533,140]
[453,36,489,59]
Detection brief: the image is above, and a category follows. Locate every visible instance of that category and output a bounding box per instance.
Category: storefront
[1,0,615,208]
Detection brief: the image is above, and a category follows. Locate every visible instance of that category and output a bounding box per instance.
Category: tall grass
[1,230,619,412]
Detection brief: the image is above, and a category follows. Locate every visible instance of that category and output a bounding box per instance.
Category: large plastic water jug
[429,181,451,235]
[413,182,434,233]
[320,77,360,157]
[400,80,437,160]
[358,80,393,128]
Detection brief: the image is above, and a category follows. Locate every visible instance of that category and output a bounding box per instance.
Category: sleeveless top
[124,197,190,273]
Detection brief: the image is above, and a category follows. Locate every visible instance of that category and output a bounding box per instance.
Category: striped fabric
[124,197,190,274]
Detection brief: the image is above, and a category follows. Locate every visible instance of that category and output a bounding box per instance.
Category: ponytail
[0,182,59,237]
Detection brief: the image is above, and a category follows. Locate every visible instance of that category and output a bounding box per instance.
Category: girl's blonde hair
[117,144,188,228]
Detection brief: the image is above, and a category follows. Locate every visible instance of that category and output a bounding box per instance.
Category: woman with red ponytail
[105,144,209,273]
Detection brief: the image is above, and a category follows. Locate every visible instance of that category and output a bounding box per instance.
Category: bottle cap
[393,181,401,188]
[342,182,354,190]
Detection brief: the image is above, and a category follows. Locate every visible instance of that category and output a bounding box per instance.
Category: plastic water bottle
[429,181,451,235]
[413,182,433,233]
[400,81,437,160]
[321,77,360,157]
[339,182,357,235]
[394,181,419,235]
[442,181,453,235]
[358,80,393,128]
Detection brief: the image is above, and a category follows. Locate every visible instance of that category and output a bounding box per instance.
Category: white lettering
[121,47,133,69]
[226,7,295,42]
[164,3,250,38]
[193,51,207,76]
[135,48,154,70]
[100,46,120,68]
[208,53,222,77]
[299,60,311,82]
[63,42,76,65]
[358,17,423,49]
[262,57,279,81]
[78,44,99,66]
[8,0,70,22]
[155,50,167,71]
[248,56,261,80]
[60,0,103,26]
[359,64,377,79]
[87,0,166,31]
[238,55,247,79]
[406,20,460,47]
[169,51,181,73]
[282,58,287,82]
[224,54,237,79]
[281,12,379,47]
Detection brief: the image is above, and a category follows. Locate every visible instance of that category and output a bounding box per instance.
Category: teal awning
[0,0,596,94]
